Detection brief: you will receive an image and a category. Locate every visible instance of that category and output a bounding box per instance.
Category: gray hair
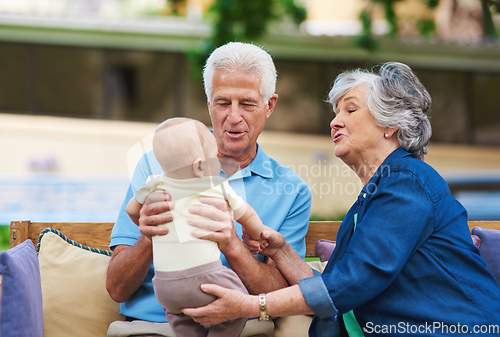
[328,62,432,160]
[203,42,277,104]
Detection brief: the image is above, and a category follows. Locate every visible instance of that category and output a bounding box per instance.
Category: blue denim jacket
[299,148,500,337]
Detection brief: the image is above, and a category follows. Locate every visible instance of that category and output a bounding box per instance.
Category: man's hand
[107,192,173,303]
[187,196,240,254]
[138,191,174,240]
[188,196,291,294]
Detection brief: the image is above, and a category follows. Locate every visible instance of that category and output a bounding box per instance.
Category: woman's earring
[384,133,389,138]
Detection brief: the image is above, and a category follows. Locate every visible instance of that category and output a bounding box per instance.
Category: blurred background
[1,0,500,250]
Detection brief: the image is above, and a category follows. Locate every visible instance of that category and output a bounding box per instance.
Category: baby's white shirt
[135,174,245,272]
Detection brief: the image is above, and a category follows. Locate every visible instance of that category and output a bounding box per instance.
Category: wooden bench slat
[468,220,500,231]
[10,220,115,252]
[305,221,341,257]
[10,220,500,258]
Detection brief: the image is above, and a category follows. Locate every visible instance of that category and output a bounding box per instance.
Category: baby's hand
[257,238,269,252]
[245,236,269,255]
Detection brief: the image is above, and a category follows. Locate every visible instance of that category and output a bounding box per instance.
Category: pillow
[471,226,500,285]
[471,234,481,249]
[0,239,44,337]
[37,229,125,337]
[274,315,313,337]
[315,239,336,262]
[307,260,328,274]
[272,260,329,337]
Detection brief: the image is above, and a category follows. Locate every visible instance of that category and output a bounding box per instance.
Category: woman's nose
[330,115,341,129]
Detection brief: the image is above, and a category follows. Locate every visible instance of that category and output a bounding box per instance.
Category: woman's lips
[333,133,343,143]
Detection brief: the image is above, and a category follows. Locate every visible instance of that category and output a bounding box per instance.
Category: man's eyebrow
[241,97,258,103]
[213,95,228,101]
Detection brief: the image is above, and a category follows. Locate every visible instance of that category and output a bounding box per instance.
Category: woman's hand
[182,284,256,325]
[187,196,240,254]
[261,228,314,285]
[138,191,174,240]
[242,224,287,259]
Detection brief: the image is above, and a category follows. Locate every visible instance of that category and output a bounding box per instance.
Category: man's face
[208,69,277,164]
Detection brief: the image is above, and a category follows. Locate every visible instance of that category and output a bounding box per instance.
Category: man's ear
[266,94,278,119]
[193,158,205,178]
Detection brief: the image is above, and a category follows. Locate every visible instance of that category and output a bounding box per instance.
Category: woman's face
[330,86,385,164]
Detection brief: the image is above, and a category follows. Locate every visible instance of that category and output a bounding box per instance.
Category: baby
[126,117,268,337]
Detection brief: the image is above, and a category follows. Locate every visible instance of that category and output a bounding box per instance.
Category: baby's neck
[164,171,200,180]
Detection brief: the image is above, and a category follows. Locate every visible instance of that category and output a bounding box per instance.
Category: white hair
[203,42,277,103]
[328,62,432,160]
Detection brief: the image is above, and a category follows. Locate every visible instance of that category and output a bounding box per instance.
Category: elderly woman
[183,62,500,336]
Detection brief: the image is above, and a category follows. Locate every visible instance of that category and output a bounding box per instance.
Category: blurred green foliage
[354,0,499,51]
[167,0,499,65]
[167,0,307,78]
[482,0,499,39]
[0,225,9,252]
[353,9,378,52]
[309,213,346,222]
[417,19,436,37]
[165,1,500,73]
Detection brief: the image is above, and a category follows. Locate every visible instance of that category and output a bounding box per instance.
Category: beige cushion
[38,230,125,337]
[107,318,273,337]
[307,260,328,274]
[273,261,327,337]
[106,260,325,337]
[107,320,176,337]
[240,319,274,337]
[107,318,274,336]
[274,315,314,337]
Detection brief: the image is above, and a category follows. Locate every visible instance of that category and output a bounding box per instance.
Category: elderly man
[106,42,312,331]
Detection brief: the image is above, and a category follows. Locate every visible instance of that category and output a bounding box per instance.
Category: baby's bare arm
[233,202,267,240]
[125,198,142,226]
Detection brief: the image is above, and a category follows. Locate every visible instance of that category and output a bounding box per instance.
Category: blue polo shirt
[110,144,312,322]
[299,148,500,336]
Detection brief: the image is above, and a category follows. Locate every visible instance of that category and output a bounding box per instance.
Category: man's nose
[227,103,243,123]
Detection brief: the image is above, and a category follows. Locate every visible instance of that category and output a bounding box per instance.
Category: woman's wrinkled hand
[182,284,254,325]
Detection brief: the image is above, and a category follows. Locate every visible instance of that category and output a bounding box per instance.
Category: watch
[258,293,270,321]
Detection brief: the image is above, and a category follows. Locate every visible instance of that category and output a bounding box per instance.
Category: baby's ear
[193,158,205,178]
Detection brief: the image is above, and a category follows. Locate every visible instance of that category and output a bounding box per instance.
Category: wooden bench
[10,220,500,258]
